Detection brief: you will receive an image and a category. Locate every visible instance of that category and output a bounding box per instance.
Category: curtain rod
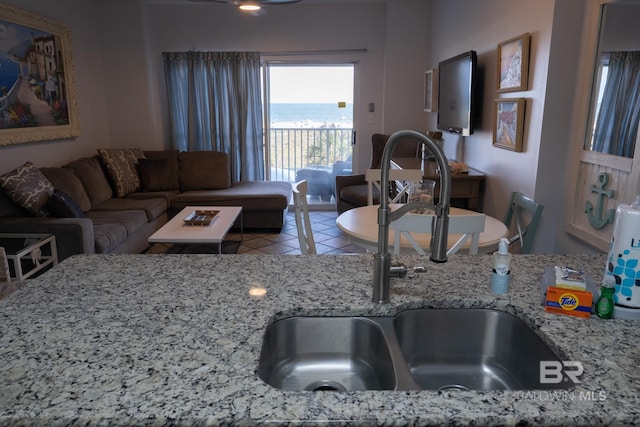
[261,48,367,56]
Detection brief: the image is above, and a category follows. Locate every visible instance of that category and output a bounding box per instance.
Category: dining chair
[503,191,544,254]
[390,212,486,256]
[292,180,316,255]
[365,169,424,206]
[0,247,9,285]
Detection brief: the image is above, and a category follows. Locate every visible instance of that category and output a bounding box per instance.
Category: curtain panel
[163,51,265,182]
[593,51,640,158]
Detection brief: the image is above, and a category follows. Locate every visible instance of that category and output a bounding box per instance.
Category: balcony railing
[268,127,353,182]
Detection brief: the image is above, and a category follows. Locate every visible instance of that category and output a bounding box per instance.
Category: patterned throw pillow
[98,148,145,197]
[0,162,54,217]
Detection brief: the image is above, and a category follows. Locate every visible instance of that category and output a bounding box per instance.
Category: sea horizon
[269,102,353,128]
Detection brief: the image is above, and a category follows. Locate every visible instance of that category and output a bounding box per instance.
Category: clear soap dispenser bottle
[491,238,512,294]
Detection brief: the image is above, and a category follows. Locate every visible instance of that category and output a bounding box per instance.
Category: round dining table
[336,204,509,254]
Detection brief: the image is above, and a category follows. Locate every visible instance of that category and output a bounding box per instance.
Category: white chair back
[292,180,317,255]
[390,212,486,256]
[365,169,424,206]
[0,247,9,284]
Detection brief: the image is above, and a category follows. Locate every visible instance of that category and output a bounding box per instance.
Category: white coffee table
[148,206,242,254]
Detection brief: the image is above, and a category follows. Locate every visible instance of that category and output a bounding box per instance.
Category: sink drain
[305,380,347,392]
[437,384,471,392]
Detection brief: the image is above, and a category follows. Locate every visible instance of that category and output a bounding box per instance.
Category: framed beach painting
[493,98,525,152]
[497,33,530,93]
[0,4,79,146]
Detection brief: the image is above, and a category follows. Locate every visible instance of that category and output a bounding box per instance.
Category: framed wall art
[424,69,438,112]
[497,33,530,93]
[0,4,79,146]
[493,98,526,152]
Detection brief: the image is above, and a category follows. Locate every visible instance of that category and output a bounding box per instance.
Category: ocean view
[270,103,353,128]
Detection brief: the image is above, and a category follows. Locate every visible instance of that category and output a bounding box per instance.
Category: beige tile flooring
[232,210,367,255]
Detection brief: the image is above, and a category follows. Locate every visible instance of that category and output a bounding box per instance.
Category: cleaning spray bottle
[491,238,512,294]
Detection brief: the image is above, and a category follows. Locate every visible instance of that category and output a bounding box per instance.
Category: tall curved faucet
[372,130,452,303]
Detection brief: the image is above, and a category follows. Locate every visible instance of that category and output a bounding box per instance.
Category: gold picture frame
[0,4,79,146]
[497,33,530,93]
[493,98,525,152]
[424,69,438,112]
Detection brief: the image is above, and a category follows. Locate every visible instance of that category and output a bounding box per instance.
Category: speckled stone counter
[1,253,639,426]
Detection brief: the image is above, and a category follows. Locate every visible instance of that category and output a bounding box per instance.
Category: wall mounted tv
[437,50,478,136]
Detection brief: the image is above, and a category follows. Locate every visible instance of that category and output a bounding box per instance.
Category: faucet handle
[389,262,427,278]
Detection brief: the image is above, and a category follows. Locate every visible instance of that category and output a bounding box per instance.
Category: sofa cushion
[179,151,231,191]
[171,181,292,211]
[47,190,85,218]
[86,210,148,239]
[0,162,54,217]
[142,150,180,190]
[138,158,174,192]
[125,190,180,208]
[90,221,128,254]
[98,148,144,197]
[40,167,92,212]
[92,197,167,222]
[340,183,379,207]
[65,156,114,208]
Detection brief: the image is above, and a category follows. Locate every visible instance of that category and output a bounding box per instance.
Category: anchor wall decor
[585,172,615,230]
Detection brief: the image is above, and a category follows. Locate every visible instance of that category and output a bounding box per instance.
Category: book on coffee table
[183,210,219,226]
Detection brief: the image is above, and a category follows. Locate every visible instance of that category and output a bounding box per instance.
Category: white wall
[97,0,430,175]
[426,0,553,241]
[426,0,597,254]
[0,0,432,177]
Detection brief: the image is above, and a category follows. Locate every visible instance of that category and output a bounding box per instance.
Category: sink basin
[394,309,569,390]
[258,316,396,391]
[258,309,570,391]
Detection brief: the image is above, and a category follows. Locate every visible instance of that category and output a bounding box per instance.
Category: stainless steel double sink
[258,309,572,391]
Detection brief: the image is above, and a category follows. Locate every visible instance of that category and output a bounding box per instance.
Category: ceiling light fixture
[239,3,261,11]
[190,0,303,8]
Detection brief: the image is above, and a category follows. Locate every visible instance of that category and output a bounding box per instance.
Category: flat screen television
[437,50,478,136]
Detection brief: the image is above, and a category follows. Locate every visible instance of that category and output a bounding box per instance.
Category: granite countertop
[1,253,639,426]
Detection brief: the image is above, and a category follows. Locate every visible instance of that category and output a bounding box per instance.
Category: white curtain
[163,51,264,182]
[593,51,640,158]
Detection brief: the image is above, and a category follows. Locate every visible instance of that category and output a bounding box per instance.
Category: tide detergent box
[545,286,593,318]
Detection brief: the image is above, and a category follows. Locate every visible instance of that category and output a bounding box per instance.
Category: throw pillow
[138,158,174,192]
[179,151,231,191]
[0,162,54,217]
[47,189,85,218]
[97,148,145,197]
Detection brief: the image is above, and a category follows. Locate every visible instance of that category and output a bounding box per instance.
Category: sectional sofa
[0,149,292,261]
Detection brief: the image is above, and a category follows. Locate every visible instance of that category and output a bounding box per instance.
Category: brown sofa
[0,149,292,261]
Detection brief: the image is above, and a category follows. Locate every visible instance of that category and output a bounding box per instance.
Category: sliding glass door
[262,63,354,205]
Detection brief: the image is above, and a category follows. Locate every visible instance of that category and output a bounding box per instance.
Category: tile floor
[231,209,367,255]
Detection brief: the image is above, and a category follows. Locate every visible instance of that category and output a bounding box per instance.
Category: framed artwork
[0,4,79,146]
[424,69,438,112]
[493,98,525,152]
[497,33,530,93]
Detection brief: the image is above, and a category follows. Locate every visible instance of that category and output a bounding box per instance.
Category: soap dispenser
[491,238,512,294]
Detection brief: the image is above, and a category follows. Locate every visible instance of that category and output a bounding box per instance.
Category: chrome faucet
[372,130,452,304]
